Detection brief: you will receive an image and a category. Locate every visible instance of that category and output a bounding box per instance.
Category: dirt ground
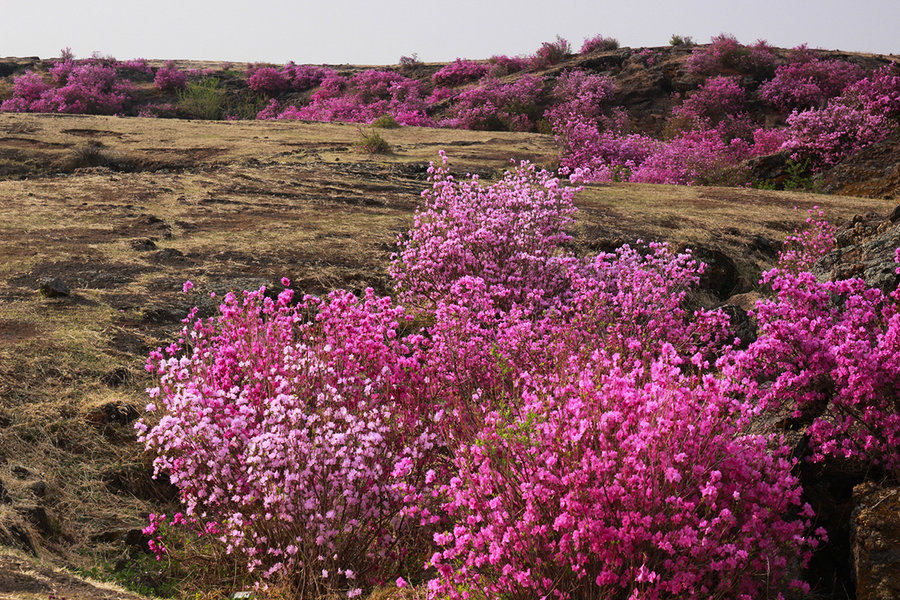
[0,112,894,598]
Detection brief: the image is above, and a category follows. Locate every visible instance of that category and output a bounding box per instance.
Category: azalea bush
[759,59,865,111]
[154,61,187,92]
[438,74,544,131]
[137,284,442,597]
[580,34,619,54]
[431,58,488,87]
[725,216,900,478]
[390,152,578,312]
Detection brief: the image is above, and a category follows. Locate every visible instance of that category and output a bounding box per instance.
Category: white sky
[2,0,898,65]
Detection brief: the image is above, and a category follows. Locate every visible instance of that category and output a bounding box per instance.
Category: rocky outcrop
[820,133,900,200]
[813,209,900,293]
[852,483,900,599]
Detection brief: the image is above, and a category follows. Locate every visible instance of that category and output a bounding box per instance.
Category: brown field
[0,112,894,598]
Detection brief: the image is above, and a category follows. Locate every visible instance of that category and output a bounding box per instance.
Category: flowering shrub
[685,34,747,75]
[486,54,529,77]
[137,284,442,596]
[431,59,488,87]
[154,61,187,91]
[439,75,544,131]
[0,71,51,112]
[431,349,817,600]
[726,216,900,478]
[759,59,865,111]
[580,34,619,54]
[545,69,615,128]
[390,152,578,312]
[247,66,291,94]
[783,67,900,167]
[424,243,817,600]
[2,59,133,114]
[631,129,752,185]
[262,69,432,126]
[531,36,572,69]
[671,76,746,127]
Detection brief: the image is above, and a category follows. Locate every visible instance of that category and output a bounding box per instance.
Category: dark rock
[91,527,149,550]
[718,304,757,348]
[130,238,158,251]
[890,204,900,224]
[10,465,32,479]
[37,277,70,298]
[852,483,900,600]
[100,366,134,389]
[749,235,778,258]
[141,305,183,324]
[86,401,140,427]
[684,246,739,299]
[0,478,10,503]
[148,248,186,264]
[101,465,178,502]
[0,520,36,554]
[26,481,47,498]
[16,505,52,537]
[746,151,792,187]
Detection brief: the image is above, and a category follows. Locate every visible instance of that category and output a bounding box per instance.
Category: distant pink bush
[154,61,187,91]
[685,33,747,75]
[672,75,746,125]
[439,75,543,131]
[545,69,615,127]
[247,66,291,94]
[486,54,529,77]
[759,59,865,111]
[260,69,433,126]
[631,129,752,185]
[784,66,900,166]
[580,34,619,54]
[531,36,572,69]
[431,59,488,87]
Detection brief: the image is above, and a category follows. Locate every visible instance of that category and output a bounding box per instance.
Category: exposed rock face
[813,211,900,293]
[820,133,900,200]
[852,483,900,600]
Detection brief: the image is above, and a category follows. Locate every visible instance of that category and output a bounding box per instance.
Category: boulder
[37,277,70,298]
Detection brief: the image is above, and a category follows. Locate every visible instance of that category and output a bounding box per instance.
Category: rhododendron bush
[130,156,900,598]
[137,285,442,596]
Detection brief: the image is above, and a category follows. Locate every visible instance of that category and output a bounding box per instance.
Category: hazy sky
[2,0,898,65]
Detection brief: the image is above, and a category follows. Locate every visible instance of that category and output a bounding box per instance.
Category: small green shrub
[669,34,695,47]
[355,128,391,154]
[177,77,226,120]
[372,114,400,129]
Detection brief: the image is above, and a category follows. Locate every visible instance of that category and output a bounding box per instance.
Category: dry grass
[0,112,894,598]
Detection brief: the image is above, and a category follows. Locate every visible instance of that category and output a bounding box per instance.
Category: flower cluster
[390,152,578,312]
[438,75,543,131]
[137,284,442,596]
[759,59,865,111]
[431,59,488,87]
[580,34,619,54]
[154,61,187,91]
